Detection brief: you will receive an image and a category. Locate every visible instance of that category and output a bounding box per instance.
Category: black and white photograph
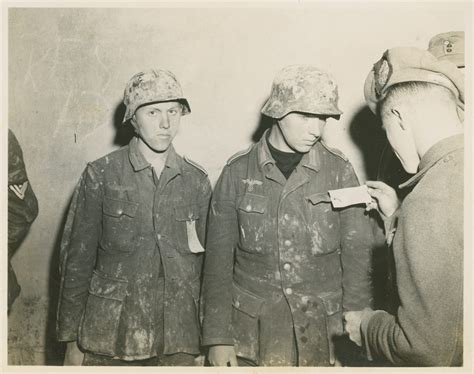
[2,1,471,370]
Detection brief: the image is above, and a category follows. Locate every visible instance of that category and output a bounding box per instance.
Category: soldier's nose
[160,115,170,129]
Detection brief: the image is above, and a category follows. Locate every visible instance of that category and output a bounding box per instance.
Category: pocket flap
[307,192,331,205]
[89,271,128,301]
[175,204,200,221]
[238,194,267,214]
[318,290,343,316]
[103,197,138,218]
[232,283,264,318]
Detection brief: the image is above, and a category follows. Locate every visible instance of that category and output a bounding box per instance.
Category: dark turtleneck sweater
[267,137,304,180]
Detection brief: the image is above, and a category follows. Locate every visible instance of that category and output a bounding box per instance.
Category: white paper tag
[328,185,372,208]
[186,220,205,253]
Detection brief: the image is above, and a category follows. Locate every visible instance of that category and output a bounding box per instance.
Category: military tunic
[202,132,375,366]
[8,129,39,311]
[57,137,211,360]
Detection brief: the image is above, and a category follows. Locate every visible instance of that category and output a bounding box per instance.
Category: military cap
[428,31,464,68]
[261,64,342,119]
[122,69,191,123]
[364,47,464,114]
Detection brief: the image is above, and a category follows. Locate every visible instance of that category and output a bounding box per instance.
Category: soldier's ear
[130,115,138,129]
[390,108,406,130]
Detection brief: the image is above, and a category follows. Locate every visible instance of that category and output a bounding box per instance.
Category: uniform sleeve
[56,163,103,342]
[361,185,463,366]
[8,129,39,255]
[201,165,239,346]
[338,162,375,310]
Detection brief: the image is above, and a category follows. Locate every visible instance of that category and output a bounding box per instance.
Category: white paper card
[328,185,372,208]
[186,220,205,253]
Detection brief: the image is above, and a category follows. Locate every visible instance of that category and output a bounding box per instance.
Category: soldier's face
[132,101,183,153]
[382,112,420,174]
[277,112,327,153]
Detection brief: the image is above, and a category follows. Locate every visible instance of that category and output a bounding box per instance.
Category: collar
[257,129,321,172]
[128,136,182,174]
[129,137,150,171]
[399,134,463,189]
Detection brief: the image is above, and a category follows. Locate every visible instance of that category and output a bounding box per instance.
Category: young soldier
[202,65,375,366]
[57,69,212,366]
[345,47,464,366]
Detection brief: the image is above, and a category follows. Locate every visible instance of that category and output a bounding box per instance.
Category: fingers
[365,180,390,190]
[365,200,378,212]
[229,352,238,366]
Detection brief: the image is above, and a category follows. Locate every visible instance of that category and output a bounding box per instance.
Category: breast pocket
[174,204,204,254]
[101,197,139,254]
[237,194,268,253]
[306,192,340,255]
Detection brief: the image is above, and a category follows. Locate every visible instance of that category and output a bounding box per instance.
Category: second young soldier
[202,65,375,366]
[56,69,212,366]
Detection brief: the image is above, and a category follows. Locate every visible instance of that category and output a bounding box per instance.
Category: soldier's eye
[168,109,177,115]
[148,110,157,116]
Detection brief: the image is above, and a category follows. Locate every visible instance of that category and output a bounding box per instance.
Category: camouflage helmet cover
[122,69,191,123]
[261,65,343,119]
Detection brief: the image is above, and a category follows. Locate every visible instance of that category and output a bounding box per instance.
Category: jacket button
[284,240,292,246]
[283,263,291,271]
[283,213,290,220]
[245,205,252,212]
[234,300,240,308]
[117,209,123,215]
[285,287,293,295]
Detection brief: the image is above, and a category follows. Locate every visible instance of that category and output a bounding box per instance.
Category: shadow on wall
[251,98,273,143]
[113,101,135,147]
[347,106,386,181]
[347,106,390,312]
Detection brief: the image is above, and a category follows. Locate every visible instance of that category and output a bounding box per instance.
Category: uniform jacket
[8,129,39,310]
[361,134,463,366]
[56,137,211,360]
[202,133,375,366]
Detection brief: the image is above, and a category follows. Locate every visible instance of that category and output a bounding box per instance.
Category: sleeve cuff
[360,310,386,361]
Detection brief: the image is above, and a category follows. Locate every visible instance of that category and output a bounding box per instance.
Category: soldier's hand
[365,181,400,218]
[343,308,374,347]
[343,311,364,347]
[63,341,84,366]
[208,345,238,366]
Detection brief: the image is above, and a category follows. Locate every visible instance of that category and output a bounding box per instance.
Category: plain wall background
[7,4,467,364]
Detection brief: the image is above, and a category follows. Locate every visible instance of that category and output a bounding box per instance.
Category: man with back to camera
[344,47,464,366]
[370,30,466,316]
[56,69,212,366]
[202,65,376,366]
